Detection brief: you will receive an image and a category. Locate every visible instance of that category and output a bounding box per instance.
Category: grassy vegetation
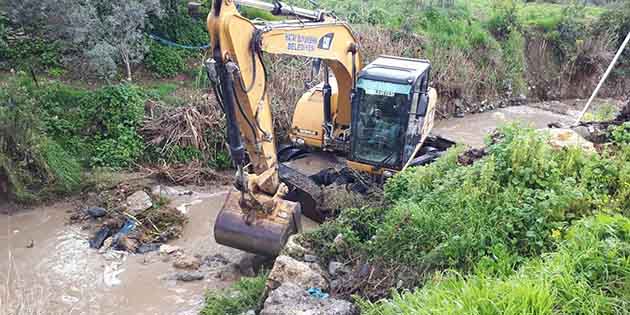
[359,214,630,314]
[200,274,267,315]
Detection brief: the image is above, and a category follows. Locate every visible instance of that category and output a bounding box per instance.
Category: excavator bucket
[214,190,302,257]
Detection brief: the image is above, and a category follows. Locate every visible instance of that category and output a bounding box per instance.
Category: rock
[267,255,328,291]
[115,235,138,252]
[151,185,182,198]
[283,234,307,258]
[26,240,34,248]
[237,254,272,277]
[85,207,107,218]
[173,254,201,270]
[204,254,230,266]
[572,125,591,140]
[126,191,153,214]
[328,261,345,277]
[174,271,205,282]
[137,243,162,254]
[218,264,240,282]
[304,254,318,263]
[159,244,182,255]
[546,128,596,152]
[261,282,357,315]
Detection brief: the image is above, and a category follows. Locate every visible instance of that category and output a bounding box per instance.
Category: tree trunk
[122,51,132,81]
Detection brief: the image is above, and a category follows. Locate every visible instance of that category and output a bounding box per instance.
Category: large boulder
[126,191,153,214]
[261,282,357,315]
[267,255,328,291]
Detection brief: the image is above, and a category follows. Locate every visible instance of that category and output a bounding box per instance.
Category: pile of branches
[140,100,230,184]
[141,101,225,155]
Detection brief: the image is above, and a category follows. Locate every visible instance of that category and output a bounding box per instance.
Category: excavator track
[279,164,326,223]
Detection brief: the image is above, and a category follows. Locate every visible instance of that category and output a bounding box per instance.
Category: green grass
[359,214,630,315]
[200,274,267,315]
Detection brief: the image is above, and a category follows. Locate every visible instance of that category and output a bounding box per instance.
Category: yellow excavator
[206,0,452,256]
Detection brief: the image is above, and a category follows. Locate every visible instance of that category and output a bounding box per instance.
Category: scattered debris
[89,226,113,249]
[261,283,357,315]
[267,255,328,291]
[125,191,153,214]
[173,254,202,270]
[85,207,107,218]
[307,287,330,300]
[159,244,182,255]
[26,240,34,248]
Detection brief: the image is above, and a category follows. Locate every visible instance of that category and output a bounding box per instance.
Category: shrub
[359,214,630,315]
[0,78,81,202]
[145,42,186,78]
[200,274,267,315]
[313,125,630,278]
[85,84,146,168]
[610,122,630,144]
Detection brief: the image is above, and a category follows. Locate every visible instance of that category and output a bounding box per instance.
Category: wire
[148,34,210,50]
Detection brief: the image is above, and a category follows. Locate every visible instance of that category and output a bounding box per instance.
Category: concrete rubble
[261,282,357,315]
[267,255,328,291]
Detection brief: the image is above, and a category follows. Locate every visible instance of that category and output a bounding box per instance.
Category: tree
[5,0,162,80]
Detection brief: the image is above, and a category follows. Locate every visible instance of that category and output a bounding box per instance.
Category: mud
[0,187,244,315]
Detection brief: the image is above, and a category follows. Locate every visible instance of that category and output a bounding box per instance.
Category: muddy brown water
[0,189,244,315]
[0,103,607,314]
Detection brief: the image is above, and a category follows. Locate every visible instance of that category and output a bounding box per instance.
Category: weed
[200,273,267,315]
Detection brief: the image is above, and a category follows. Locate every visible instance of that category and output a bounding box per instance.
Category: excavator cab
[349,56,441,173]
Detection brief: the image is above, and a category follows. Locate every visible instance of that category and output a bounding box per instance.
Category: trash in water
[307,287,329,299]
[89,226,112,249]
[111,219,136,250]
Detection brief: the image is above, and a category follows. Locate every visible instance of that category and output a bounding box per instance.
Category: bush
[0,79,81,202]
[145,42,186,78]
[85,84,146,168]
[310,125,630,280]
[200,274,267,315]
[359,214,630,315]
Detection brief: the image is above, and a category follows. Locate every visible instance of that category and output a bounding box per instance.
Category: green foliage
[145,42,186,78]
[359,214,630,315]
[200,273,267,315]
[0,78,82,202]
[610,122,630,145]
[85,84,146,168]
[317,125,630,275]
[0,36,63,70]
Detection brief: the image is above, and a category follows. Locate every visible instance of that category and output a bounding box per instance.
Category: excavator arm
[207,0,360,256]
